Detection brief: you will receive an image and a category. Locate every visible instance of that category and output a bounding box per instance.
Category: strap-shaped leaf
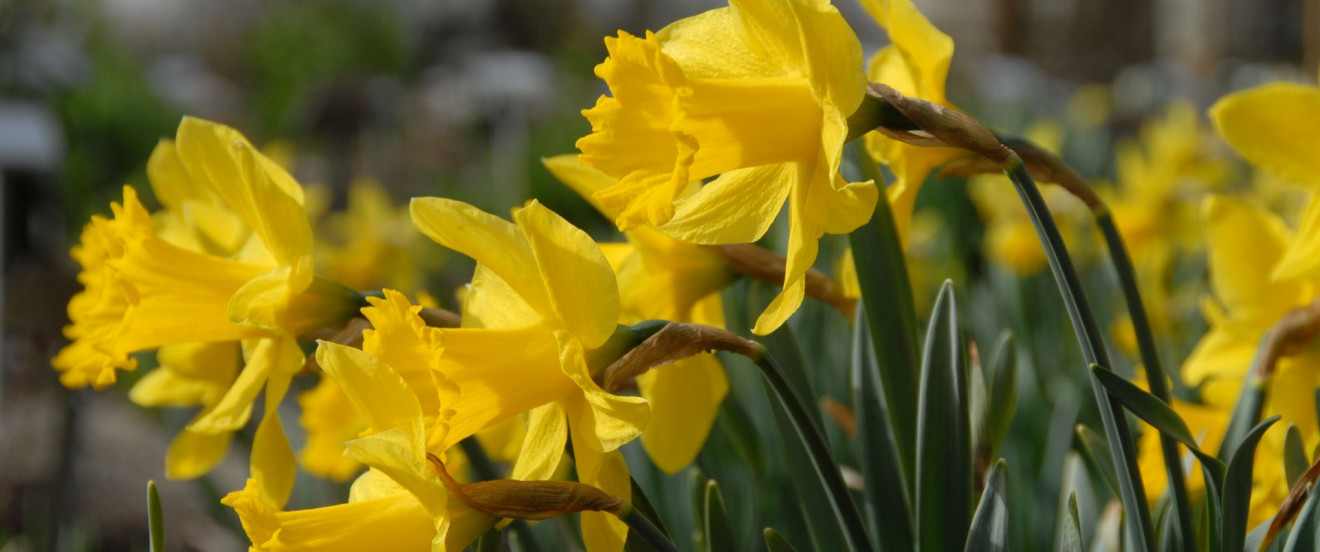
[765,528,804,552]
[916,282,973,552]
[704,480,737,552]
[1076,425,1120,498]
[147,480,163,552]
[1222,416,1282,552]
[850,305,913,551]
[986,333,1018,460]
[1090,367,1227,481]
[848,144,921,491]
[1057,492,1084,552]
[965,459,1010,552]
[1285,424,1309,489]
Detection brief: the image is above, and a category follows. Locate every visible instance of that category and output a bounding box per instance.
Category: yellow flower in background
[1212,80,1320,281]
[52,117,362,507]
[545,154,733,475]
[318,177,438,293]
[411,198,648,552]
[858,0,963,248]
[577,0,876,335]
[1180,196,1318,520]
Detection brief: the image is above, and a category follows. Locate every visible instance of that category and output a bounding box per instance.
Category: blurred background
[2,0,1317,550]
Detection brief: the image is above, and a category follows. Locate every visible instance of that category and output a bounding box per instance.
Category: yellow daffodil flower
[576,0,877,335]
[1180,196,1319,521]
[317,177,438,292]
[1211,79,1320,280]
[858,0,962,247]
[410,198,649,552]
[53,117,361,507]
[545,154,733,475]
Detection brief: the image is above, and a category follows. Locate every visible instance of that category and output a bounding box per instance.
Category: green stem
[1095,212,1197,552]
[748,348,874,552]
[1003,156,1156,551]
[619,506,679,552]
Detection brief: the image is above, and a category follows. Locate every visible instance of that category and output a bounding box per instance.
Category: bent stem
[1003,156,1157,551]
[744,347,874,552]
[618,505,680,552]
[1094,211,1197,552]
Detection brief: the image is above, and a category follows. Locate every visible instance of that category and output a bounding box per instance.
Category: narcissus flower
[52,117,361,506]
[1211,80,1320,280]
[858,0,962,247]
[1180,196,1318,520]
[576,0,877,335]
[411,197,648,552]
[545,154,732,475]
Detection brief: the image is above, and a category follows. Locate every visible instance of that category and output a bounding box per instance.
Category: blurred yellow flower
[576,0,876,335]
[858,0,963,247]
[1180,196,1318,521]
[53,117,361,507]
[318,177,438,293]
[411,198,648,552]
[546,154,733,475]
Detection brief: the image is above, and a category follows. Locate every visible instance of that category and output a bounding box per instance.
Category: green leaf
[1286,424,1310,489]
[985,332,1018,460]
[850,304,914,552]
[690,469,709,552]
[848,144,921,492]
[765,528,804,552]
[1222,416,1282,552]
[476,528,502,552]
[1057,492,1084,552]
[1075,424,1121,498]
[148,480,163,552]
[704,480,737,552]
[1218,377,1268,462]
[916,282,973,552]
[965,459,1010,552]
[719,398,767,480]
[625,477,671,552]
[1281,483,1320,552]
[1090,366,1227,482]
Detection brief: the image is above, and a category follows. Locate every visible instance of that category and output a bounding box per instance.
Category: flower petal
[189,336,302,434]
[571,443,631,552]
[1210,82,1320,187]
[165,428,233,480]
[316,341,426,454]
[1202,195,1306,322]
[514,200,621,349]
[556,332,650,452]
[657,163,793,245]
[510,403,569,482]
[1273,192,1320,281]
[638,353,728,474]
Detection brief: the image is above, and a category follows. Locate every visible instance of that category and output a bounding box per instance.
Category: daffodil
[1180,195,1318,521]
[858,0,962,247]
[576,0,877,335]
[317,177,438,292]
[545,154,732,475]
[226,331,493,552]
[410,197,649,552]
[53,117,361,506]
[1211,79,1320,280]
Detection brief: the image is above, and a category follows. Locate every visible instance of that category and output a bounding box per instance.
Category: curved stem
[1003,157,1156,552]
[1095,212,1197,552]
[746,348,875,552]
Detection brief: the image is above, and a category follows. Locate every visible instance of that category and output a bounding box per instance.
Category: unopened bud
[598,322,762,392]
[428,454,625,520]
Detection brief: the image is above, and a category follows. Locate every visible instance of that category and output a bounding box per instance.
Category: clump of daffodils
[54,0,1320,550]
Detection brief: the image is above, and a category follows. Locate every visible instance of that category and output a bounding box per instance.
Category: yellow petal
[315,342,425,454]
[1201,195,1306,322]
[1210,82,1320,186]
[753,167,819,335]
[298,376,367,482]
[343,429,447,519]
[857,0,954,103]
[510,403,569,481]
[514,200,620,349]
[1181,323,1258,388]
[175,117,314,292]
[361,290,448,422]
[571,444,631,552]
[638,353,728,474]
[543,154,620,219]
[1273,192,1320,281]
[190,336,302,434]
[165,428,233,480]
[147,139,206,212]
[223,478,444,552]
[656,7,782,80]
[251,369,296,508]
[130,341,238,409]
[438,326,576,448]
[462,264,544,329]
[474,415,527,464]
[657,163,794,245]
[409,197,552,319]
[557,332,650,453]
